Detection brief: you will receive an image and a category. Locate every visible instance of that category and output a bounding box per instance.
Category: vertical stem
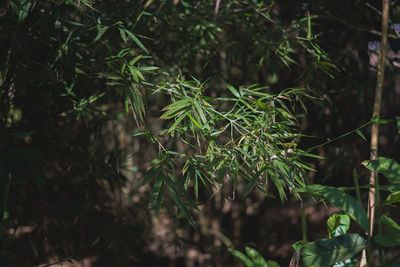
[353,169,361,204]
[301,201,307,242]
[360,1,390,266]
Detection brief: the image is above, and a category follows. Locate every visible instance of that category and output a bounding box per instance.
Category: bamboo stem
[360,1,390,266]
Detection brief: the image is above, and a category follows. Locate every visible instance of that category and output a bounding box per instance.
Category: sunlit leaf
[327,213,350,238]
[245,246,268,267]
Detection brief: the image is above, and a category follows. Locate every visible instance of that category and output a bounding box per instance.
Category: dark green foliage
[301,234,367,267]
[1,0,400,266]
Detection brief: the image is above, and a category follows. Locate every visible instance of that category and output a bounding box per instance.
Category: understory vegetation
[1,0,400,266]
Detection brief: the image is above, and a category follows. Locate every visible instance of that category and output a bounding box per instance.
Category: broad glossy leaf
[301,234,366,267]
[245,246,268,267]
[365,157,400,184]
[327,213,350,238]
[295,185,369,232]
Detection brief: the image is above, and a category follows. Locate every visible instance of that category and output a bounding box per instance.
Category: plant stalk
[360,1,390,266]
[301,201,307,242]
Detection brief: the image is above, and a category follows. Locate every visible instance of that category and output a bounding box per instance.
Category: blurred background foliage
[1,0,400,266]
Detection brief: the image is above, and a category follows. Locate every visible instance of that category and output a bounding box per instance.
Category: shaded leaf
[295,185,369,232]
[355,129,367,141]
[364,157,400,184]
[301,234,366,267]
[94,26,109,42]
[123,29,148,53]
[381,215,400,234]
[374,234,400,247]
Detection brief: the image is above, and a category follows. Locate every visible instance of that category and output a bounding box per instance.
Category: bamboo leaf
[295,185,369,232]
[245,247,268,267]
[149,177,163,206]
[301,234,366,267]
[94,26,109,42]
[355,129,367,141]
[164,178,195,225]
[242,166,266,198]
[382,192,400,206]
[381,215,400,234]
[123,29,148,53]
[228,248,254,267]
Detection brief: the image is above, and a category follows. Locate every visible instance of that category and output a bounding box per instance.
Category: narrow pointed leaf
[94,26,109,42]
[245,246,268,267]
[381,215,400,234]
[149,177,163,206]
[123,29,148,53]
[355,129,367,141]
[228,248,254,267]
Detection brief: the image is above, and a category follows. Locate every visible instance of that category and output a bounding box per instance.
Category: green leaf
[123,29,148,53]
[381,215,400,234]
[396,116,400,134]
[149,177,163,206]
[382,191,400,206]
[164,178,195,225]
[267,260,280,267]
[242,166,266,198]
[167,112,187,134]
[306,12,312,40]
[301,234,367,267]
[365,157,400,184]
[245,246,268,267]
[119,28,127,43]
[374,234,400,247]
[227,84,240,98]
[327,213,350,238]
[355,129,367,141]
[161,99,191,119]
[94,26,109,42]
[228,248,254,267]
[295,185,369,232]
